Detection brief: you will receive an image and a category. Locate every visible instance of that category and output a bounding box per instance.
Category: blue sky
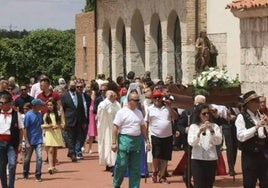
[0,0,85,31]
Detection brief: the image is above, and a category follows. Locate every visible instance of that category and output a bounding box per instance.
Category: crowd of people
[0,71,268,188]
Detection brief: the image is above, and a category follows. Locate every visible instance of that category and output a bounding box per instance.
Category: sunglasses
[201,112,210,116]
[100,90,107,92]
[130,99,140,102]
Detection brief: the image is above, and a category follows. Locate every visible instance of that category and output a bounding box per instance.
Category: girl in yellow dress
[41,99,64,174]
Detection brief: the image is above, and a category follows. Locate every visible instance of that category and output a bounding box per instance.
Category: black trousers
[191,159,217,188]
[222,123,238,173]
[241,151,268,188]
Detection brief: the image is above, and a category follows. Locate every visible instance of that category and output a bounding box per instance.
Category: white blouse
[188,123,222,161]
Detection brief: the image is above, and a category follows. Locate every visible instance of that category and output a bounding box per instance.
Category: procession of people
[0,71,268,188]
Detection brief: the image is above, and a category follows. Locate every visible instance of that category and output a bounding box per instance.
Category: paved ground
[14,143,243,188]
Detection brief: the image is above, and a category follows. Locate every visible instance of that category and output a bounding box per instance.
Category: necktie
[72,92,78,107]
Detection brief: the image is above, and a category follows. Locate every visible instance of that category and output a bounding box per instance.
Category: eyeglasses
[21,88,27,91]
[130,99,140,102]
[201,112,210,116]
[76,86,83,89]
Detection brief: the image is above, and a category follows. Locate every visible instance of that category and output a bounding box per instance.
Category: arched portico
[115,18,126,79]
[167,11,182,84]
[150,13,163,80]
[130,9,145,75]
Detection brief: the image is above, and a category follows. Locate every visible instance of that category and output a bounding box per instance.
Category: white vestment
[97,98,121,166]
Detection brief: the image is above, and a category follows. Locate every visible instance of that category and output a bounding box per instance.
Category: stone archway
[115,18,126,79]
[130,9,145,75]
[167,11,182,84]
[150,13,163,80]
[102,20,112,77]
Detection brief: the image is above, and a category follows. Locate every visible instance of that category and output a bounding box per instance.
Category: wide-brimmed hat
[243,90,260,106]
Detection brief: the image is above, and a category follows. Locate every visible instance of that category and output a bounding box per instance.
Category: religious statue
[195,30,218,72]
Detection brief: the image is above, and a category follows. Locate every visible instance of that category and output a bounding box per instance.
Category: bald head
[194,95,206,105]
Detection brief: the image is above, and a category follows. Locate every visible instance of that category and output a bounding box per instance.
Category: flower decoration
[192,67,240,95]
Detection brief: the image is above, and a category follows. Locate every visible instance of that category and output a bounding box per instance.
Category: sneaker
[70,154,77,162]
[76,153,84,160]
[48,168,53,175]
[36,177,42,182]
[81,147,85,152]
[52,167,58,173]
[159,177,170,184]
[151,172,158,183]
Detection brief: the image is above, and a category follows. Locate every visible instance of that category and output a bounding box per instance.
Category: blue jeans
[23,144,42,179]
[0,141,17,188]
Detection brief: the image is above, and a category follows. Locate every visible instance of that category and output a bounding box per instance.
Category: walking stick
[186,111,192,188]
[228,107,236,182]
[144,144,148,183]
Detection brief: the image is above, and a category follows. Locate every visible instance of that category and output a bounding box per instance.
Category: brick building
[76,0,209,85]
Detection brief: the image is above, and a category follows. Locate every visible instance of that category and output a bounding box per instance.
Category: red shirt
[37,91,60,115]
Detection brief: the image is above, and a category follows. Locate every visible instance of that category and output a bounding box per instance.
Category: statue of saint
[195,30,218,72]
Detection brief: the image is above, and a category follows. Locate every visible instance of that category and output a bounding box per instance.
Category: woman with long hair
[188,103,222,187]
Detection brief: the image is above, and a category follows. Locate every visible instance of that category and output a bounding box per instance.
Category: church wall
[240,16,268,96]
[96,0,201,84]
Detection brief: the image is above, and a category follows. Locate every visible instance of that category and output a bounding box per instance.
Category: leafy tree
[84,0,95,12]
[0,29,75,85]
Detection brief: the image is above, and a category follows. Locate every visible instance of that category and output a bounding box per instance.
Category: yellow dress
[42,113,65,147]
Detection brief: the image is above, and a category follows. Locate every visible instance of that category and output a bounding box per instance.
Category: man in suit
[75,80,90,159]
[61,80,87,162]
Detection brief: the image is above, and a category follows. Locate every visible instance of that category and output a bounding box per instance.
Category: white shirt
[188,123,222,161]
[0,109,23,135]
[144,104,173,138]
[113,107,145,136]
[30,82,42,98]
[235,109,266,142]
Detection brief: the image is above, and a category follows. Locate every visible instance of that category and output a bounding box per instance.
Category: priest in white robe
[97,90,121,169]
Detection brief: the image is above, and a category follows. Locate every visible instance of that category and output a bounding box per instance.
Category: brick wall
[75,12,96,83]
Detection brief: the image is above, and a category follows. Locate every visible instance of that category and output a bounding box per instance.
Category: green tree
[84,0,95,12]
[0,29,75,85]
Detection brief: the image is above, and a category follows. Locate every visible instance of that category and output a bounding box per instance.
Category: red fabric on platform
[216,152,227,176]
[173,151,227,176]
[173,152,186,175]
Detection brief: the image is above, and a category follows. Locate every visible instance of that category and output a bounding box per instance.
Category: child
[41,99,64,174]
[23,99,45,182]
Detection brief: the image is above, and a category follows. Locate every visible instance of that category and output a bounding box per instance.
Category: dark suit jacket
[176,107,195,149]
[61,91,87,128]
[93,95,105,114]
